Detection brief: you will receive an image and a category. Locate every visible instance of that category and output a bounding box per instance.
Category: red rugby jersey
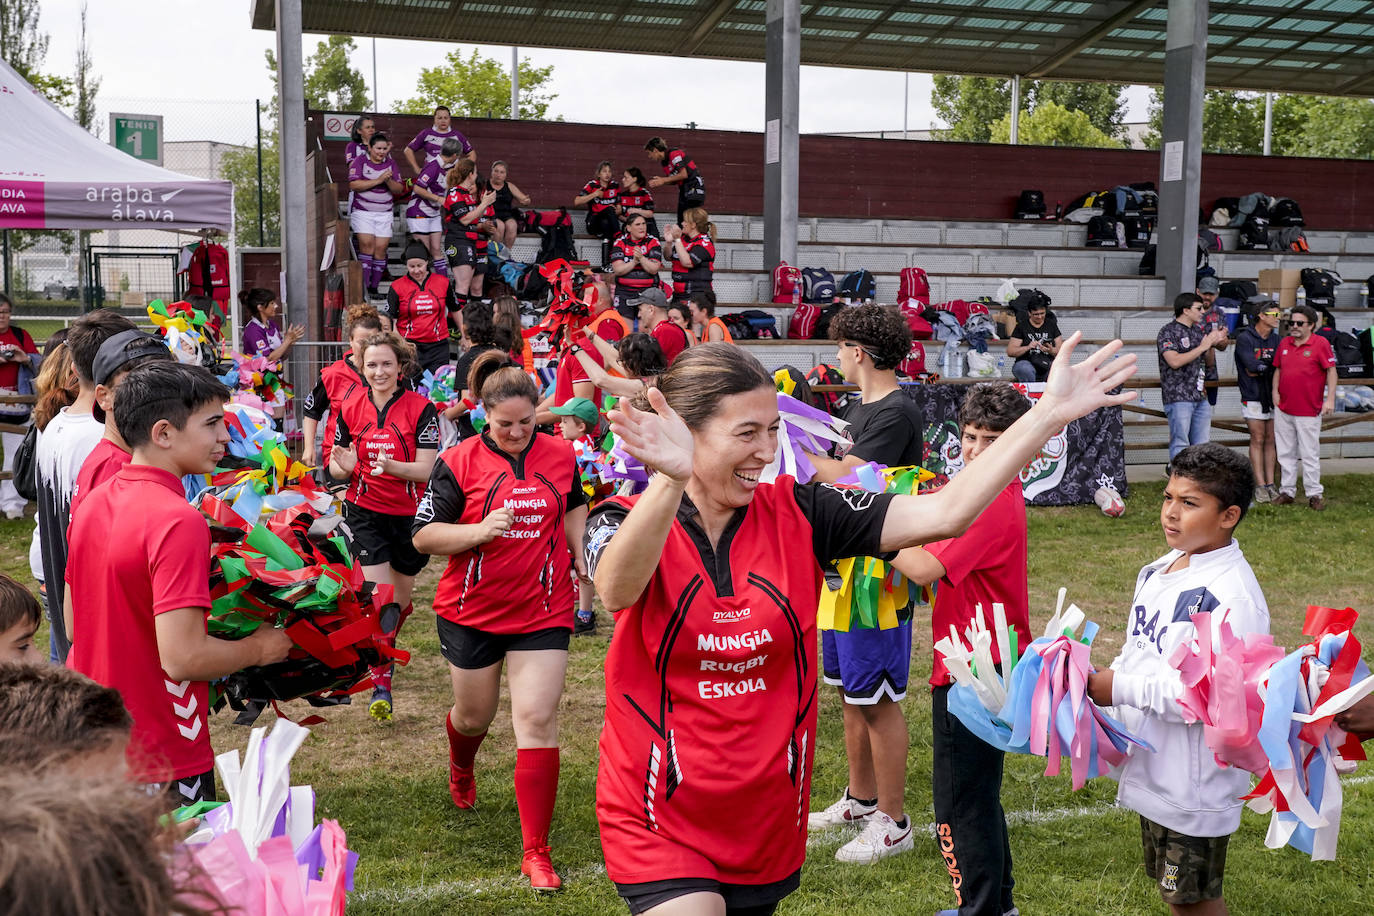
[611,236,663,293]
[386,272,457,343]
[302,357,367,467]
[618,187,654,215]
[664,149,698,181]
[335,388,440,515]
[442,187,488,243]
[582,179,619,216]
[584,480,894,886]
[415,432,584,633]
[671,233,715,286]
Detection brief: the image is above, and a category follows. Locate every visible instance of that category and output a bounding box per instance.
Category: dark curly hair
[617,332,667,379]
[1170,442,1256,525]
[828,305,911,371]
[959,382,1032,434]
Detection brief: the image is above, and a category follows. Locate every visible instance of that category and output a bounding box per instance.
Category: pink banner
[0,180,44,228]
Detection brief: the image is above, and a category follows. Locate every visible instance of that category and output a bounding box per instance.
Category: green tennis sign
[110,113,164,166]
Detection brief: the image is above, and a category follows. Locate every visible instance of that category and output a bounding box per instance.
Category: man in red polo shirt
[891,382,1033,916]
[1272,303,1337,510]
[633,286,689,366]
[67,362,292,805]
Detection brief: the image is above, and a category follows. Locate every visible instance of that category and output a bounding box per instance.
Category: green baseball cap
[549,397,599,428]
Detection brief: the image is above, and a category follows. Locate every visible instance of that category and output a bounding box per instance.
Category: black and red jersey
[664,149,698,182]
[584,479,895,887]
[582,179,619,216]
[611,235,663,293]
[415,433,584,633]
[618,187,654,215]
[335,388,440,515]
[303,357,367,467]
[442,187,492,244]
[671,233,715,286]
[386,272,458,344]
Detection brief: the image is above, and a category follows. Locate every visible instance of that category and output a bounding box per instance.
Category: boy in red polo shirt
[1271,304,1337,510]
[891,382,1033,916]
[67,362,293,805]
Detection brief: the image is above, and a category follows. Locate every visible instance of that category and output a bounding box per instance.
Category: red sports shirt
[442,186,491,243]
[67,464,214,782]
[611,236,663,294]
[671,233,715,287]
[335,388,440,515]
[68,437,132,528]
[302,357,368,467]
[582,179,619,216]
[585,479,894,886]
[651,321,690,367]
[416,432,583,633]
[923,479,1031,687]
[1275,333,1336,417]
[387,272,456,343]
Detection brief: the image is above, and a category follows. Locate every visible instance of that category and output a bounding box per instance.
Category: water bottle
[791,283,800,307]
[996,355,1007,378]
[1296,286,1307,310]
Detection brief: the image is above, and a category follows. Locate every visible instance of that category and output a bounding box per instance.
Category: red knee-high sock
[446,712,486,770]
[370,603,413,694]
[515,747,560,852]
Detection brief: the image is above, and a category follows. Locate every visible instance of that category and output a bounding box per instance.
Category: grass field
[8,473,1374,915]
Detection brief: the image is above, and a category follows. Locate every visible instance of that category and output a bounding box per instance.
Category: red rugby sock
[515,747,560,852]
[445,711,486,769]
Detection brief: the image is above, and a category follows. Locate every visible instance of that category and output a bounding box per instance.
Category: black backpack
[1123,215,1154,249]
[1301,268,1340,306]
[1270,198,1304,227]
[813,303,846,339]
[1239,216,1270,250]
[1015,189,1046,219]
[804,363,854,416]
[534,220,577,264]
[1085,215,1119,248]
[1358,327,1374,376]
[719,313,756,340]
[10,423,37,502]
[1366,274,1374,307]
[1328,330,1365,378]
[738,309,779,340]
[1138,245,1156,276]
[1220,280,1259,302]
[839,269,877,301]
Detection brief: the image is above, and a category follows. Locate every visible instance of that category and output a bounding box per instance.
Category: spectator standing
[348,133,405,298]
[1235,304,1282,502]
[1157,293,1229,465]
[488,160,531,250]
[1195,277,1231,408]
[0,294,39,518]
[688,291,733,343]
[644,137,706,225]
[664,208,716,304]
[632,287,690,367]
[1271,304,1336,510]
[1004,300,1062,383]
[443,159,499,312]
[575,160,621,270]
[240,288,305,364]
[406,137,464,276]
[609,214,663,319]
[617,167,658,238]
[27,336,75,659]
[344,115,375,164]
[404,106,474,175]
[448,301,515,441]
[384,243,461,376]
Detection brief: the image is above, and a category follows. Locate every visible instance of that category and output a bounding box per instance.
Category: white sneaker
[807,787,877,831]
[835,811,914,864]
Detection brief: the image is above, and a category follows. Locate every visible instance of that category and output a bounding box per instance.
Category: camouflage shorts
[1140,816,1229,905]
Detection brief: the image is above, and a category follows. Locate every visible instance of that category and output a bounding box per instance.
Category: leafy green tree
[1143,90,1374,160]
[400,49,556,120]
[989,102,1125,148]
[0,0,72,107]
[303,36,369,111]
[933,75,1126,145]
[1027,81,1126,139]
[221,104,280,247]
[931,75,1012,142]
[73,1,99,130]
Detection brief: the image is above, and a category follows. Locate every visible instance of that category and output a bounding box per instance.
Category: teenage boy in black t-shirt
[805,305,920,864]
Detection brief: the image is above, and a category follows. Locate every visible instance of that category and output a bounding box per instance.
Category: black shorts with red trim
[616,870,799,915]
[435,617,571,670]
[342,503,429,576]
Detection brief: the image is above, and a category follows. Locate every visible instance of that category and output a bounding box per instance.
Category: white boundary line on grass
[350,775,1374,905]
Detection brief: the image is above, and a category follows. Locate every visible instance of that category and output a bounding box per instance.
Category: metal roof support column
[511,47,520,119]
[275,0,310,366]
[764,0,800,271]
[1010,75,1021,145]
[1156,0,1207,301]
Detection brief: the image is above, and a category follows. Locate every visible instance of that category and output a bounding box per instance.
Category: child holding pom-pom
[1086,443,1269,916]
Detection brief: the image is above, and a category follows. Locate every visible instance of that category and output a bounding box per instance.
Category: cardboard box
[1257,268,1301,310]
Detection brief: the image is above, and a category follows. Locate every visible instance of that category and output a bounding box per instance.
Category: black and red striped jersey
[303,357,367,467]
[611,235,663,292]
[415,433,585,633]
[619,187,654,215]
[664,149,698,181]
[582,179,619,216]
[442,186,492,243]
[672,233,715,285]
[584,479,895,886]
[385,272,459,344]
[335,388,440,515]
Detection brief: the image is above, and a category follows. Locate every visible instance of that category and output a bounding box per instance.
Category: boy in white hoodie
[1087,442,1268,916]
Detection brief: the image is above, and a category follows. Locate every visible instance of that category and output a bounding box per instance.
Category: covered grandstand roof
[251,0,1374,96]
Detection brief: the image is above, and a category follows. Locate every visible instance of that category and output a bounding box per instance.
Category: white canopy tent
[0,57,233,232]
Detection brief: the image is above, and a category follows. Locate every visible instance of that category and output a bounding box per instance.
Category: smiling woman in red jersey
[664,208,716,305]
[412,350,588,894]
[328,332,439,722]
[584,339,1138,916]
[301,304,383,470]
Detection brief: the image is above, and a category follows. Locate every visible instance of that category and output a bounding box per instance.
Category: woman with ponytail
[663,207,716,304]
[412,349,587,893]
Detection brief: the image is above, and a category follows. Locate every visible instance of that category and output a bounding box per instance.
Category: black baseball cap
[91,330,173,422]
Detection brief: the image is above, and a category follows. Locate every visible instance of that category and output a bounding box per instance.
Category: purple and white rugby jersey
[406,157,455,220]
[406,126,472,164]
[349,155,402,212]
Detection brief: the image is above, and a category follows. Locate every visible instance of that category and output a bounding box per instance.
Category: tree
[0,0,72,107]
[989,102,1125,148]
[221,105,280,247]
[304,36,369,111]
[1143,90,1374,160]
[73,2,99,132]
[933,75,1126,144]
[400,49,556,120]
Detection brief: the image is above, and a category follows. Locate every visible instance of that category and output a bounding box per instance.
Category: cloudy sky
[39,0,1150,144]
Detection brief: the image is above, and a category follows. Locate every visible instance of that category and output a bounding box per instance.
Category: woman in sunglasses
[1235,305,1282,501]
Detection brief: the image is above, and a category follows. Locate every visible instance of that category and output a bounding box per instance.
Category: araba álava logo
[86,185,185,222]
[0,186,28,216]
[1020,428,1068,499]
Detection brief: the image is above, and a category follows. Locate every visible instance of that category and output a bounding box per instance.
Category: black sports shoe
[573,611,597,636]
